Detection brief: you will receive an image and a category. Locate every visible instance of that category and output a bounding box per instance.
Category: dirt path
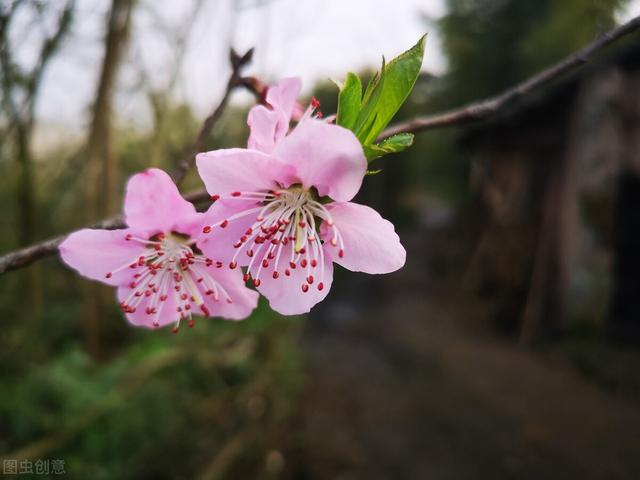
[286,231,640,480]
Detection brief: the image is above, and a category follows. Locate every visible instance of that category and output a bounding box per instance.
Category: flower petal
[321,202,406,274]
[265,77,302,121]
[272,119,366,202]
[124,168,198,235]
[199,266,259,320]
[196,148,295,197]
[198,199,263,266]
[117,284,179,328]
[247,105,281,153]
[254,253,333,315]
[59,228,146,286]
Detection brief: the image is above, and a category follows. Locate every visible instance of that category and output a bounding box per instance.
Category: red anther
[272,271,279,279]
[253,278,261,287]
[289,261,296,269]
[299,221,306,228]
[160,295,168,301]
[216,261,223,268]
[157,233,165,240]
[247,249,254,257]
[231,191,242,197]
[266,252,274,260]
[220,220,229,228]
[185,304,191,310]
[261,259,269,268]
[197,277,204,283]
[271,238,279,245]
[105,272,112,279]
[282,238,289,245]
[339,249,345,258]
[229,261,237,269]
[129,263,136,269]
[125,234,133,241]
[203,226,212,234]
[210,194,220,201]
[318,282,324,291]
[206,258,213,266]
[188,319,195,328]
[172,327,179,334]
[200,305,210,316]
[285,269,291,276]
[302,284,309,293]
[307,275,314,284]
[311,259,318,267]
[175,285,181,291]
[311,97,320,109]
[233,241,242,248]
[299,248,306,254]
[181,293,188,300]
[243,273,250,282]
[129,282,136,289]
[240,235,247,242]
[134,273,141,278]
[316,111,323,119]
[245,227,253,235]
[301,259,308,268]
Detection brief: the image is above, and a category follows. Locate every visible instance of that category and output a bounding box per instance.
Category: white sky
[31,0,445,133]
[12,0,640,138]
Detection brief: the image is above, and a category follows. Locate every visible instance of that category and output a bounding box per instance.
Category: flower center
[105,232,231,331]
[202,187,344,293]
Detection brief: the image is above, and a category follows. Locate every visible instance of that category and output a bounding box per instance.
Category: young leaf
[337,72,362,131]
[362,34,426,145]
[353,57,386,143]
[363,133,414,161]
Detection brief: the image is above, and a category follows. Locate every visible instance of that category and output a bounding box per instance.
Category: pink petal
[196,148,295,197]
[124,168,198,235]
[117,284,179,328]
[272,119,366,202]
[265,77,302,121]
[198,199,266,266]
[247,105,281,153]
[59,228,146,286]
[199,266,259,320]
[321,202,406,274]
[254,253,333,315]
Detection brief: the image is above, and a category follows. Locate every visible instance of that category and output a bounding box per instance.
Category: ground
[283,229,640,480]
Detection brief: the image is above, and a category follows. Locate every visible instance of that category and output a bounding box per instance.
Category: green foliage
[438,0,628,106]
[336,72,362,131]
[336,35,426,162]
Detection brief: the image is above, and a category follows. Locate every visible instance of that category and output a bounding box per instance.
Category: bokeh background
[2,0,640,478]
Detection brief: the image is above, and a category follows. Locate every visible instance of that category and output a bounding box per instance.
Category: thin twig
[1,17,639,275]
[170,48,255,184]
[379,15,640,139]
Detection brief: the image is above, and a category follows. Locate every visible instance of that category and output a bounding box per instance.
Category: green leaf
[336,72,362,130]
[362,34,426,145]
[353,57,386,143]
[363,133,414,161]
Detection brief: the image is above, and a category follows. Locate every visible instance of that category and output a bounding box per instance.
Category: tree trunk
[83,0,135,361]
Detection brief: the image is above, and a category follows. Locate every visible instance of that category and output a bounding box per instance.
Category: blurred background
[2,0,640,478]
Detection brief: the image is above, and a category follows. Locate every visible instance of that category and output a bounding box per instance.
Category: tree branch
[379,15,640,139]
[2,16,639,274]
[170,48,255,184]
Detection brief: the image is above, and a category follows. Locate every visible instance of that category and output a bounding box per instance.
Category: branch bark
[1,16,639,275]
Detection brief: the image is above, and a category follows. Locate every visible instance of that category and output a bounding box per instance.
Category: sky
[29,0,445,134]
[9,0,640,140]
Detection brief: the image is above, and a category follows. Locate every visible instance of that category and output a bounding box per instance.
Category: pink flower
[196,78,406,315]
[59,168,259,331]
